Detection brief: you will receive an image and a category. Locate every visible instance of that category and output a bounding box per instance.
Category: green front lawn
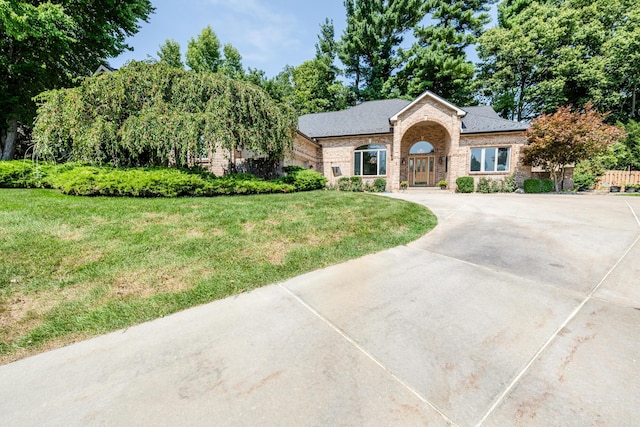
[0,189,436,363]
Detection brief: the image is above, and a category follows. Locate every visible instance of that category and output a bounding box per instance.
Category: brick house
[292,91,532,191]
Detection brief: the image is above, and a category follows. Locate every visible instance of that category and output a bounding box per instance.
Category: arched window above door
[409,141,435,154]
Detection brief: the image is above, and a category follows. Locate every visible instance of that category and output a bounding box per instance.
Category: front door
[409,155,436,186]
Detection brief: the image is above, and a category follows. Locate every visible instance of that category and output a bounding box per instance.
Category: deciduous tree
[476,0,640,122]
[220,43,244,79]
[522,104,626,191]
[0,0,154,160]
[186,26,222,73]
[157,39,183,69]
[33,62,297,170]
[286,59,353,115]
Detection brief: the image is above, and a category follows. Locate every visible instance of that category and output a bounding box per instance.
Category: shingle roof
[298,99,410,138]
[297,99,528,138]
[461,106,529,134]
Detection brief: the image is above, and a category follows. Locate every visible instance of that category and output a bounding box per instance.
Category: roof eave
[461,128,529,135]
[313,130,394,140]
[295,130,321,147]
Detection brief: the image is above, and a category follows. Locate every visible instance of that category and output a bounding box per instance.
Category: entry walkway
[1,191,639,426]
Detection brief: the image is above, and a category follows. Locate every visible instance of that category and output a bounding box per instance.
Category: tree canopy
[33,62,298,169]
[157,39,183,69]
[185,26,222,73]
[0,0,154,160]
[476,0,640,122]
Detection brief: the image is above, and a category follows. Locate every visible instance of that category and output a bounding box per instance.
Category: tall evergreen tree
[315,18,338,68]
[389,0,493,104]
[338,0,423,101]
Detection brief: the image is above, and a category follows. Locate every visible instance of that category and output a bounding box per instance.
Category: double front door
[409,155,436,186]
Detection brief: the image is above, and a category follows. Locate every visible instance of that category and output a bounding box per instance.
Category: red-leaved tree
[522,103,626,191]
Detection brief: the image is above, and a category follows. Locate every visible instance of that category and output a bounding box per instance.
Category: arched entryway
[408,141,436,186]
[399,122,451,187]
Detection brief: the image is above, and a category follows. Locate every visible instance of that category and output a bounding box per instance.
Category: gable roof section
[461,106,529,134]
[298,99,410,138]
[93,63,117,75]
[389,90,466,122]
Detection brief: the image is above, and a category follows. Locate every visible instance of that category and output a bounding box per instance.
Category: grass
[0,189,436,364]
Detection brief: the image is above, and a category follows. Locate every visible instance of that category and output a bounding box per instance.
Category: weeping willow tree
[32,61,298,169]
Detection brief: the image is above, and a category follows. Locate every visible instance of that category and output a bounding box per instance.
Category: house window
[470,147,510,172]
[354,144,387,176]
[409,141,435,154]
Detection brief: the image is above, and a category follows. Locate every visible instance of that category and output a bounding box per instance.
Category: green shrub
[282,165,304,174]
[349,176,363,192]
[0,160,35,187]
[501,175,518,193]
[524,178,542,193]
[282,169,327,191]
[2,161,305,197]
[373,178,387,192]
[337,177,352,191]
[541,179,554,193]
[336,176,367,192]
[477,177,493,193]
[456,176,474,193]
[476,175,519,193]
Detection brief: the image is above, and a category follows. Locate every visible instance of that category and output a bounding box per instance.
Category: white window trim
[354,146,387,176]
[470,147,511,173]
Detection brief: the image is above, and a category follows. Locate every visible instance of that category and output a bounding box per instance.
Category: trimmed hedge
[281,168,327,191]
[456,176,474,193]
[541,179,554,193]
[0,161,299,197]
[524,178,554,194]
[523,178,542,193]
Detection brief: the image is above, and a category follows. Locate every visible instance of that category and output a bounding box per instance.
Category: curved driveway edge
[1,191,639,426]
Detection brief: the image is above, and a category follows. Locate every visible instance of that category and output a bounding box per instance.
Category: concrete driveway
[1,191,639,426]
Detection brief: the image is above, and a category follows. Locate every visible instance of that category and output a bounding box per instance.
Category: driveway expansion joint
[626,200,640,228]
[278,283,461,427]
[474,230,640,426]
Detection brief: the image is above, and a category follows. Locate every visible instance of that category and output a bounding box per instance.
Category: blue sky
[112,0,497,78]
[111,0,348,77]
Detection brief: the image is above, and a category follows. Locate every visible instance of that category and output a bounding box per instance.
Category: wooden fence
[597,170,640,188]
